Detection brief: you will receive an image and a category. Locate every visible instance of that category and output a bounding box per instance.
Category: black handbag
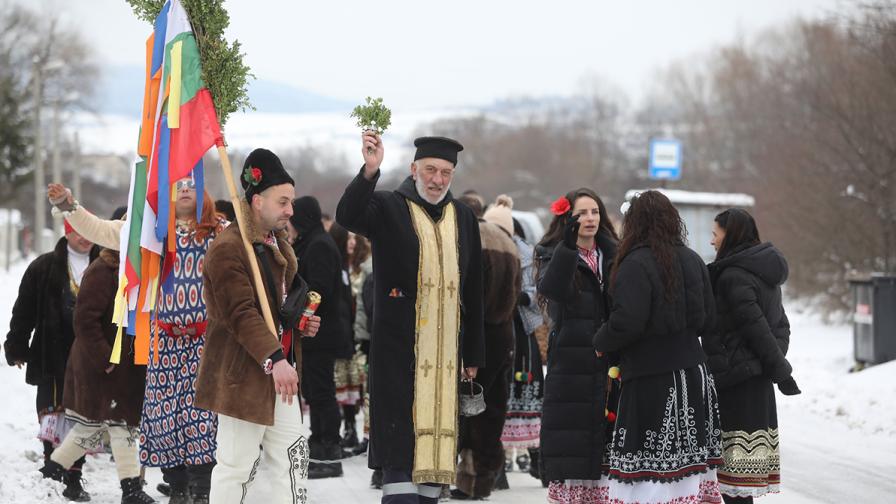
[254,244,309,330]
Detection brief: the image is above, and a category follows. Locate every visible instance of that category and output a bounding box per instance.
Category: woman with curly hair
[593,190,723,504]
[536,188,619,503]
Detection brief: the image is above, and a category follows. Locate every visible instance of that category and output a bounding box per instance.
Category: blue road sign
[649,139,682,180]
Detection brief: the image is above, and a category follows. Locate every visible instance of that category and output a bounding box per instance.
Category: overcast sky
[46,0,845,110]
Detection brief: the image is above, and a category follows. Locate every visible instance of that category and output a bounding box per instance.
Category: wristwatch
[262,358,274,375]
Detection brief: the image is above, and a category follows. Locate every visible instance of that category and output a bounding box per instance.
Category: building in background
[623,189,755,263]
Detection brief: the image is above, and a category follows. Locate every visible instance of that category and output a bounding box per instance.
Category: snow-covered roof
[624,189,755,207]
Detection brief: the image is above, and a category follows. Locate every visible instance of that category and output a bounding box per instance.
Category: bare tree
[0,3,98,234]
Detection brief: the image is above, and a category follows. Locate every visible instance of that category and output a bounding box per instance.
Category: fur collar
[99,248,120,268]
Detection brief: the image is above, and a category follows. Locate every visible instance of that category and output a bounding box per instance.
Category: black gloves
[777,376,801,396]
[562,214,580,250]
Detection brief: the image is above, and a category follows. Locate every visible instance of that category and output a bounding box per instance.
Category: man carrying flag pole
[88,2,233,502]
[111,1,317,503]
[195,148,319,504]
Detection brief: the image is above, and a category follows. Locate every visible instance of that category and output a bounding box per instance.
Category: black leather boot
[515,453,530,472]
[167,482,191,504]
[340,418,359,451]
[308,442,343,479]
[351,437,369,456]
[39,459,66,481]
[162,465,191,504]
[370,468,383,489]
[63,470,92,502]
[493,464,510,491]
[120,477,157,504]
[188,462,213,504]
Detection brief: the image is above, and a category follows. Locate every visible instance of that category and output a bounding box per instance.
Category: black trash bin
[849,274,896,365]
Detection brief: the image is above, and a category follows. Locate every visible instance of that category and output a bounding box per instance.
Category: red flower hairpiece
[243,166,262,186]
[550,196,571,216]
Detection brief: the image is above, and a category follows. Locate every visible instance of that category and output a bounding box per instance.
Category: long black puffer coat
[536,232,617,481]
[704,243,792,390]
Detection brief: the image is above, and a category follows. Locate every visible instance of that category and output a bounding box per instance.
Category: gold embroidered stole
[407,200,461,485]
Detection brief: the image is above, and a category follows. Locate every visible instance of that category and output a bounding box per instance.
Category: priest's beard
[415,176,450,205]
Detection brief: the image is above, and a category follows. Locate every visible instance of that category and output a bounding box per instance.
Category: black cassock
[336,168,485,471]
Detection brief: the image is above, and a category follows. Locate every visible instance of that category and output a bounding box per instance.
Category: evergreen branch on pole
[125,0,253,126]
[125,0,276,336]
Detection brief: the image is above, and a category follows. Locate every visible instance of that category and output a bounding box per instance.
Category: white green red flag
[112,0,223,364]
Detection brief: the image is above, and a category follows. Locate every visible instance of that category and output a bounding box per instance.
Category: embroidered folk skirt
[334,351,366,406]
[717,376,780,498]
[606,364,723,504]
[501,318,544,449]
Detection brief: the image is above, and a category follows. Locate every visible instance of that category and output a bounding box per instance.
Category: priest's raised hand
[361,131,384,180]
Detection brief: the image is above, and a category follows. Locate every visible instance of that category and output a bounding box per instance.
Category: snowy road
[767,308,896,504]
[0,259,893,503]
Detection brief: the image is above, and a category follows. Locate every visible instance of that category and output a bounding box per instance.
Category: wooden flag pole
[216,144,278,336]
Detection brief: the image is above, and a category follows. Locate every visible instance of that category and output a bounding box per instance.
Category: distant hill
[98,65,354,117]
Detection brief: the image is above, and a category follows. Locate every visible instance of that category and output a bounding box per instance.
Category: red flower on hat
[550,196,571,216]
[243,166,262,186]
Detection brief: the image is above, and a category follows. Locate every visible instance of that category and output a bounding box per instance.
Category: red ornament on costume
[63,220,74,235]
[607,411,617,422]
[251,167,262,182]
[550,196,571,216]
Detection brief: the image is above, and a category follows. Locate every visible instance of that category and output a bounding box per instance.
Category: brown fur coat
[195,203,299,426]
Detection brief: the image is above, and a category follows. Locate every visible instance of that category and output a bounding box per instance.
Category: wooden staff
[216,144,277,335]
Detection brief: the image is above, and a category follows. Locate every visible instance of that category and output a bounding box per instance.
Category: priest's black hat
[413,136,464,165]
[241,148,294,201]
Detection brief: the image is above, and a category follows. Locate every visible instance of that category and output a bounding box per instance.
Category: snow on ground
[0,258,894,503]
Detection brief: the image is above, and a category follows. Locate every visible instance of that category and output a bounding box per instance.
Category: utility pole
[4,210,12,272]
[73,131,82,200]
[32,61,44,254]
[51,101,62,237]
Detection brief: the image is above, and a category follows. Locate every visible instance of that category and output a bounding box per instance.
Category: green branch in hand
[351,97,392,135]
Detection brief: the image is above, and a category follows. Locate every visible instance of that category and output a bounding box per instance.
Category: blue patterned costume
[139,223,219,468]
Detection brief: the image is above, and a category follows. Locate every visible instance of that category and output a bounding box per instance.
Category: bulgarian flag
[112,0,223,365]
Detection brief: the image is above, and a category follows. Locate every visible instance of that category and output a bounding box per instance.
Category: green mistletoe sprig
[350,97,392,135]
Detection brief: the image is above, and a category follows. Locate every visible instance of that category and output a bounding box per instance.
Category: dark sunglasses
[176,179,196,190]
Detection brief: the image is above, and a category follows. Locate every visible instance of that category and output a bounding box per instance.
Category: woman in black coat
[705,208,800,504]
[291,196,353,479]
[593,190,722,504]
[536,188,618,503]
[328,222,364,450]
